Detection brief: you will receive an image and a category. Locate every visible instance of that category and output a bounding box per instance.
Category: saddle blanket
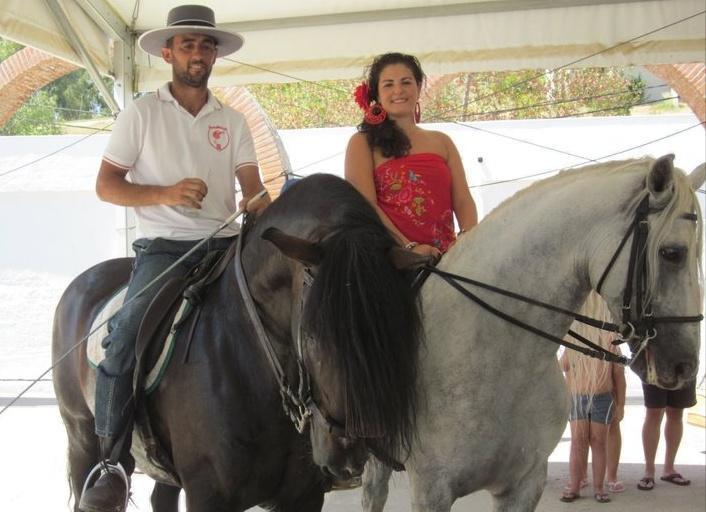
[87,287,187,394]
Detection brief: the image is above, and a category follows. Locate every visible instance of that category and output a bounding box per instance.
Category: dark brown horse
[52,174,423,511]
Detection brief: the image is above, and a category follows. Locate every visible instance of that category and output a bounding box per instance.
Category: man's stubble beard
[175,63,212,88]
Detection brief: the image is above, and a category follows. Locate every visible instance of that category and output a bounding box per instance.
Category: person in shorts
[637,379,697,490]
[560,292,625,504]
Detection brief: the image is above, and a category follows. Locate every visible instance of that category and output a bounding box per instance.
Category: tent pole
[43,0,120,115]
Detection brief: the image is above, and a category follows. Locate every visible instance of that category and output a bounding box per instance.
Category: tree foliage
[247,80,361,128]
[248,68,644,129]
[2,36,648,134]
[0,90,59,135]
[45,70,113,121]
[422,68,644,122]
[0,38,22,60]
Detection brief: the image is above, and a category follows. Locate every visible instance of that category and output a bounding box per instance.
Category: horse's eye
[659,246,686,264]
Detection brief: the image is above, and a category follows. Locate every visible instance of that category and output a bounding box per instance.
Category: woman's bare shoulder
[423,129,453,143]
[348,131,368,147]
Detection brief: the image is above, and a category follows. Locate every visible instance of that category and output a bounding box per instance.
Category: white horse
[360,155,704,512]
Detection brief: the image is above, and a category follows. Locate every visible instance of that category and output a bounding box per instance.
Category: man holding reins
[80,5,269,511]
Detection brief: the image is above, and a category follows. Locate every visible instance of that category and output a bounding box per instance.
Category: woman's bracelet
[404,241,419,250]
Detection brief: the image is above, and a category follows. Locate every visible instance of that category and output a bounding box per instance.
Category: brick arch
[645,64,705,124]
[0,47,77,129]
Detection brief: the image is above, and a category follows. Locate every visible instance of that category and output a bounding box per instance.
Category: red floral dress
[374,153,455,252]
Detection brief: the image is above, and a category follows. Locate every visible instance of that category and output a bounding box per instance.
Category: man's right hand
[163,178,208,209]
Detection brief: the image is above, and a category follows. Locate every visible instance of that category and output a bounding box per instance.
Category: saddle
[133,238,238,391]
[87,238,239,485]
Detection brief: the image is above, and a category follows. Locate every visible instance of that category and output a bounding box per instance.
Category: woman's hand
[411,243,441,261]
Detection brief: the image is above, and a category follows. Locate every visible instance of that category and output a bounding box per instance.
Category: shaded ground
[0,396,703,511]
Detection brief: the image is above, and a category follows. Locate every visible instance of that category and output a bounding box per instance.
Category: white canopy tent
[2,0,705,111]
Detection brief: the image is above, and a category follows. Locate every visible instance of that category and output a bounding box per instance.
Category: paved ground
[1,373,704,511]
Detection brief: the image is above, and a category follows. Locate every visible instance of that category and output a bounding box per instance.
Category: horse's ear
[388,246,435,270]
[262,227,323,266]
[688,162,705,191]
[647,154,676,205]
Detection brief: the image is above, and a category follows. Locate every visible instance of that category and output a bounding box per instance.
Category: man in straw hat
[79,5,270,511]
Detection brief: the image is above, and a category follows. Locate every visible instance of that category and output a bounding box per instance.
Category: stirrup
[81,460,130,512]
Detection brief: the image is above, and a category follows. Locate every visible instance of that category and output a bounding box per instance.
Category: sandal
[660,473,690,486]
[594,493,611,503]
[637,477,655,491]
[607,480,625,493]
[560,492,580,503]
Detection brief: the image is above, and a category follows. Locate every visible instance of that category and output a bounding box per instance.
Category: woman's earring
[414,102,421,123]
[364,103,387,125]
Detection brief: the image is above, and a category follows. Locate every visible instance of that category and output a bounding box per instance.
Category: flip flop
[560,492,580,503]
[660,473,691,486]
[594,493,611,503]
[607,480,625,493]
[637,477,655,490]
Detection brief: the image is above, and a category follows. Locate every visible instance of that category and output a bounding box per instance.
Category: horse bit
[424,195,703,366]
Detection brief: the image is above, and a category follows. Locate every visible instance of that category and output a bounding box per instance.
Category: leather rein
[234,222,347,438]
[424,196,703,366]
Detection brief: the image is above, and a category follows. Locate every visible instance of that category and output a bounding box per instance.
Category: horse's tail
[304,222,421,459]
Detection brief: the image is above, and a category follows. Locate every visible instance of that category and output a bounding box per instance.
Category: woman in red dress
[345,53,478,259]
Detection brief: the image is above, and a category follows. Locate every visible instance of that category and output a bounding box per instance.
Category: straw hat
[138,5,243,58]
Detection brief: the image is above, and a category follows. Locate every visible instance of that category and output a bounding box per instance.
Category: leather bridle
[235,225,348,438]
[594,195,702,358]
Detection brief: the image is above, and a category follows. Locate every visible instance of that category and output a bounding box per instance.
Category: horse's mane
[482,157,703,310]
[299,176,421,459]
[485,158,645,219]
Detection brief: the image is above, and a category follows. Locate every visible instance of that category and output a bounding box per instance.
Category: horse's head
[262,223,428,480]
[590,156,704,389]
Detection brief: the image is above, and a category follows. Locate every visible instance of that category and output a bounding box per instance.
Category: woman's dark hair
[358,53,425,159]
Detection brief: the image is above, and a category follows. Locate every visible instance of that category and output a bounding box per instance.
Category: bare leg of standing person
[639,407,664,490]
[562,420,589,501]
[606,419,624,492]
[589,421,610,502]
[659,406,691,485]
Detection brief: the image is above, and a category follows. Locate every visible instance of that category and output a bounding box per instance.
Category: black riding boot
[81,368,134,511]
[78,436,131,512]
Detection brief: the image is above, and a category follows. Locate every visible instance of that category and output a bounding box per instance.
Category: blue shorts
[569,392,614,424]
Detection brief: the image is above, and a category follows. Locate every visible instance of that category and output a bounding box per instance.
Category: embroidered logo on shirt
[208,125,230,151]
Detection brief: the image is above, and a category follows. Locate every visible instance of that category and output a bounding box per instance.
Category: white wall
[1,114,703,277]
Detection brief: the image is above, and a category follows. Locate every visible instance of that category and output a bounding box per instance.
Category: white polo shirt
[103,83,258,240]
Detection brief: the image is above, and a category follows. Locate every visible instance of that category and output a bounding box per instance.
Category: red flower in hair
[353,82,370,111]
